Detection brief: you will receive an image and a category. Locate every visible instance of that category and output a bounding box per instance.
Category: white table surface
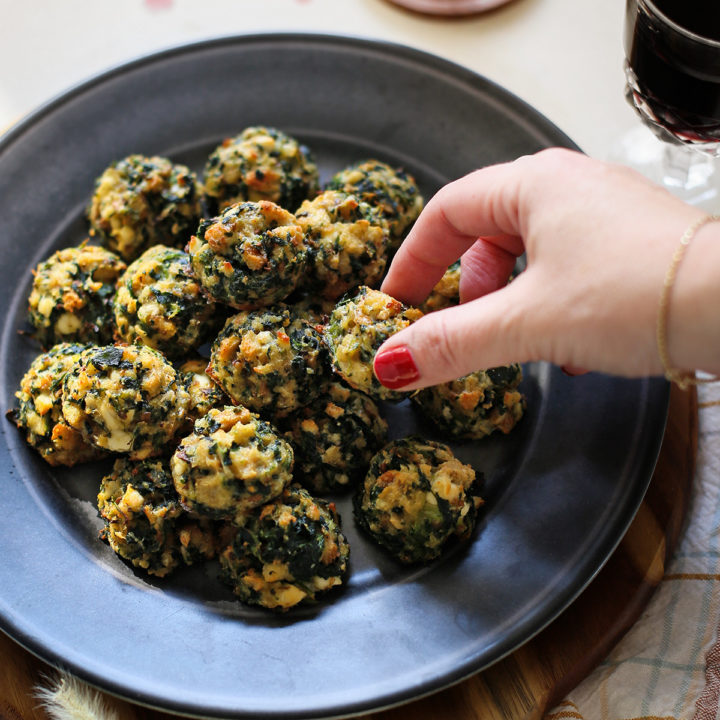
[0,0,636,161]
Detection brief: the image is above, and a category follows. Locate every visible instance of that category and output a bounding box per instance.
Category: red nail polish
[374,346,420,389]
[561,365,588,377]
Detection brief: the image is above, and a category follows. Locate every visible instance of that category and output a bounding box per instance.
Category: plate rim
[0,32,668,719]
[0,32,582,158]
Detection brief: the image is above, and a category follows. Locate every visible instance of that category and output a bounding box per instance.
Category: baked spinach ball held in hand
[170,405,294,522]
[87,154,202,262]
[113,245,218,357]
[187,200,308,309]
[218,484,349,611]
[61,344,190,459]
[324,286,423,402]
[28,244,126,348]
[202,126,320,214]
[295,190,389,300]
[208,305,330,418]
[13,343,106,467]
[354,436,483,564]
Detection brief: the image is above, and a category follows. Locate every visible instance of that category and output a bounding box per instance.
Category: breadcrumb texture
[413,365,526,439]
[28,244,126,348]
[61,344,189,459]
[420,260,460,314]
[14,343,106,466]
[219,484,349,611]
[324,286,422,401]
[354,436,483,564]
[326,159,423,251]
[208,305,330,418]
[295,190,388,300]
[203,126,319,214]
[188,200,307,309]
[98,457,184,577]
[283,381,388,494]
[87,154,201,262]
[171,405,294,522]
[177,357,227,424]
[114,245,217,357]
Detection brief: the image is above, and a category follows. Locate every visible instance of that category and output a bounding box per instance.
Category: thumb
[373,280,531,391]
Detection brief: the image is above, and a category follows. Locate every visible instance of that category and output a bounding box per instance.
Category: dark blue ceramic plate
[0,34,669,719]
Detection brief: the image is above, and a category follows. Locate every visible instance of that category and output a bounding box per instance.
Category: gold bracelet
[657,213,720,390]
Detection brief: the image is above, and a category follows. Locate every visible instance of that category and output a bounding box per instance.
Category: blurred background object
[382,0,517,16]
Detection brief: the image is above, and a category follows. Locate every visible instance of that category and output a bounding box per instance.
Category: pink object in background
[384,0,516,15]
[144,0,173,10]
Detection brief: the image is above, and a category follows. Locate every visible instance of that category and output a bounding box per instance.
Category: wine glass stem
[654,140,719,210]
[662,143,696,189]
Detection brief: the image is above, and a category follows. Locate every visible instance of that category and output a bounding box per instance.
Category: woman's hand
[375,148,719,390]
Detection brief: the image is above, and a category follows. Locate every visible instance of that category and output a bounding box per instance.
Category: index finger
[381,160,528,306]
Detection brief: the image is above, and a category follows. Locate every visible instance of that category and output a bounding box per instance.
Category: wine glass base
[608,125,720,212]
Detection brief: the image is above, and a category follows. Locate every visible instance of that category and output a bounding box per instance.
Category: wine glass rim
[641,0,720,48]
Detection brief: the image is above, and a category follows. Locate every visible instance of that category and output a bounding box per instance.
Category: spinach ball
[202,126,319,214]
[208,306,330,418]
[287,292,337,325]
[354,437,483,564]
[113,245,218,357]
[13,343,105,467]
[170,405,293,522]
[61,344,190,459]
[177,357,227,424]
[295,190,389,300]
[176,518,232,566]
[326,159,423,252]
[283,382,388,494]
[324,286,423,402]
[98,457,184,577]
[219,484,349,611]
[28,244,126,348]
[87,154,201,262]
[412,365,526,439]
[187,200,308,309]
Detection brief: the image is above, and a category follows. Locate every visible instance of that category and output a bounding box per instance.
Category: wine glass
[615,0,720,209]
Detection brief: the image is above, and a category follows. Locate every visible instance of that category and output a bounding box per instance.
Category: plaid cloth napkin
[548,382,720,719]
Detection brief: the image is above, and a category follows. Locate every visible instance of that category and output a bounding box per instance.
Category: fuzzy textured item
[35,672,120,720]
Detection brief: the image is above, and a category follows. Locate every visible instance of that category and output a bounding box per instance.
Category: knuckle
[532,147,584,176]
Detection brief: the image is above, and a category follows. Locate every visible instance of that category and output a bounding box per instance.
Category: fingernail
[374,346,420,389]
[561,365,588,377]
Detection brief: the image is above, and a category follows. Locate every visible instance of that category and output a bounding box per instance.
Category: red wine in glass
[624,0,720,154]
